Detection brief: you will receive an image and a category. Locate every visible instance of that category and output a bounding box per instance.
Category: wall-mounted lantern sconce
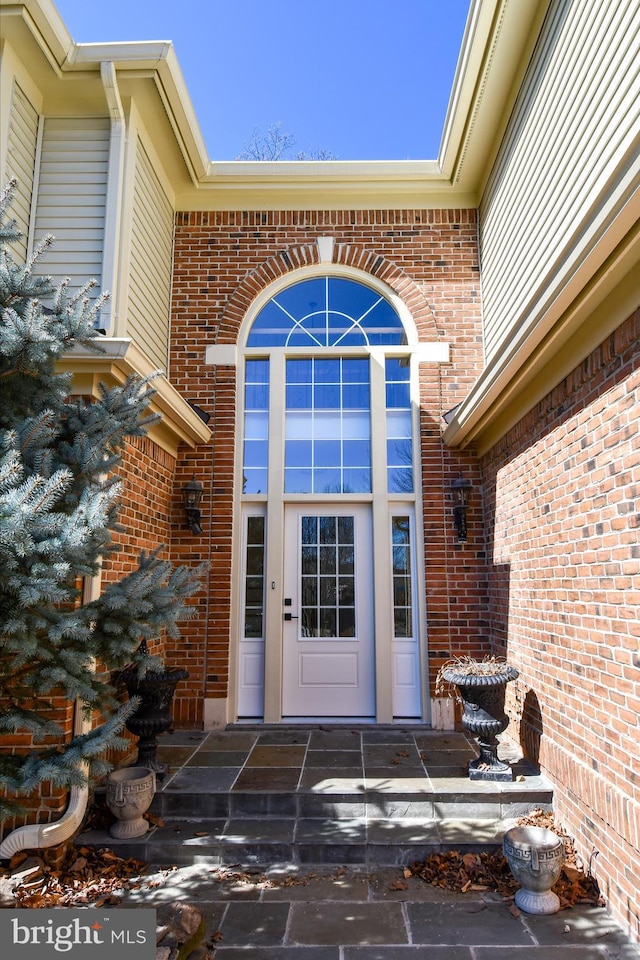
[452,475,472,542]
[182,476,204,535]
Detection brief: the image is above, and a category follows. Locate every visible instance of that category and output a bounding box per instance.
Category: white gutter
[0,575,100,861]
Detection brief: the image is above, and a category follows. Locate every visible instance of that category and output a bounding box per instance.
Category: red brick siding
[0,698,74,835]
[482,307,640,940]
[104,434,176,591]
[102,434,201,729]
[170,209,489,714]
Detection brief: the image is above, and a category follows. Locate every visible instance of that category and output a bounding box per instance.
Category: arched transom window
[247,276,407,347]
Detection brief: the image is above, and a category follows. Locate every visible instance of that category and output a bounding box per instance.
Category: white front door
[282,504,375,717]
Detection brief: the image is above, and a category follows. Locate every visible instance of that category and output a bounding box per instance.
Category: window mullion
[369,351,388,497]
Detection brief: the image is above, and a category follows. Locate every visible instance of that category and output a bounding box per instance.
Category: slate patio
[79,727,640,957]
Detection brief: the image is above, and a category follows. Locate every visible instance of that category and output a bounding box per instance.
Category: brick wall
[103,437,202,724]
[482,306,640,940]
[170,209,490,720]
[0,699,74,835]
[103,432,177,657]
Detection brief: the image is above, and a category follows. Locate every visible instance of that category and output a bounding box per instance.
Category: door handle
[284,613,299,621]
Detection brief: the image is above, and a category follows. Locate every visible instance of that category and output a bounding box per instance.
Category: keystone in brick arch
[0,180,203,823]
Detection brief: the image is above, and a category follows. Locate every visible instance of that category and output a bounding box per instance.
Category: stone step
[81,730,553,869]
[149,780,553,822]
[80,815,520,867]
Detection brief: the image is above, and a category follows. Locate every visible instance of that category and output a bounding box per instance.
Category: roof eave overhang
[438,0,552,195]
[443,182,640,456]
[2,0,552,209]
[59,339,212,458]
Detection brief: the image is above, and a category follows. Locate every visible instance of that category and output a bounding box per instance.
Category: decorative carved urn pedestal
[503,825,565,914]
[118,648,188,779]
[106,766,156,838]
[440,661,519,781]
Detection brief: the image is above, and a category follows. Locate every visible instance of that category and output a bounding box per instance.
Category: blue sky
[53,0,471,162]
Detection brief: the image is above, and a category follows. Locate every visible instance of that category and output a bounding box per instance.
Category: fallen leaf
[9,846,147,908]
[509,904,521,918]
[144,813,165,828]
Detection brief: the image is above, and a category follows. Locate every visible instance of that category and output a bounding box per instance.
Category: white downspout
[0,747,90,860]
[98,60,126,336]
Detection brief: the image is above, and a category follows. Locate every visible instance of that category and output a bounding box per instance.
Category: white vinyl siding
[479,0,640,363]
[127,139,174,372]
[5,82,39,261]
[32,117,109,294]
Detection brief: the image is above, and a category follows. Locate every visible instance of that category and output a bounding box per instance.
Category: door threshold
[233,717,427,727]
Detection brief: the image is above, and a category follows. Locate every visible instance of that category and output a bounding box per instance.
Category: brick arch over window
[217,243,441,344]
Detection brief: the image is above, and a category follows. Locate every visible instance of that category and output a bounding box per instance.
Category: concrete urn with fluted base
[106,766,156,839]
[503,825,565,914]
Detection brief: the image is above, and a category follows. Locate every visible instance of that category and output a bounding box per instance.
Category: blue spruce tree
[0,181,201,823]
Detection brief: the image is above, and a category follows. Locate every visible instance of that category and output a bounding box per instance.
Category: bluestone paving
[77,727,639,956]
[186,750,249,767]
[525,905,636,947]
[215,901,290,946]
[214,950,340,959]
[344,949,473,959]
[407,900,535,945]
[114,863,639,957]
[288,901,408,945]
[475,950,621,959]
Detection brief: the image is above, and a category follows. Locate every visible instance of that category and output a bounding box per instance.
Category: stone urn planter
[106,766,156,838]
[503,825,565,914]
[117,642,188,778]
[437,658,519,781]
